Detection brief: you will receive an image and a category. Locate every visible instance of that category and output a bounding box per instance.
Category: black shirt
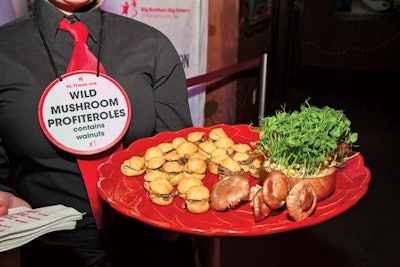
[0,0,193,228]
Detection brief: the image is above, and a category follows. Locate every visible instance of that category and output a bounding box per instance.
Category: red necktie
[59,18,121,229]
[58,18,105,73]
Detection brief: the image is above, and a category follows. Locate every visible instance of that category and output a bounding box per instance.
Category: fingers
[0,200,9,216]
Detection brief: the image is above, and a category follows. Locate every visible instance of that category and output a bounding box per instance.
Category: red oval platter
[97,124,371,236]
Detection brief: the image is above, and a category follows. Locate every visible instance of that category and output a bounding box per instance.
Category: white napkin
[0,204,84,252]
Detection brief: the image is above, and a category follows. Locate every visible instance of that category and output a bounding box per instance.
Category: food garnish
[254,99,358,177]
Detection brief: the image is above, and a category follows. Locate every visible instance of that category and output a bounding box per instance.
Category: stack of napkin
[0,204,84,252]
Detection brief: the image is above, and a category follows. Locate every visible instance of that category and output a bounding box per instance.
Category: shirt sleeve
[152,31,194,133]
[0,135,16,194]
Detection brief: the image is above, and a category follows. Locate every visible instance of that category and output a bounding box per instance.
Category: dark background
[226,1,399,266]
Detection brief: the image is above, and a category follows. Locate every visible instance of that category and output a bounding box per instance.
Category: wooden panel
[204,1,240,126]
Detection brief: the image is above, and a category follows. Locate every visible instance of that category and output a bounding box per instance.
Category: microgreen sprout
[254,99,358,177]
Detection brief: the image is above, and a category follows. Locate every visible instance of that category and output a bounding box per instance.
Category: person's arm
[153,31,194,133]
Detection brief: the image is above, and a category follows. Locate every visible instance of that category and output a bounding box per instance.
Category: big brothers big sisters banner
[102,0,208,126]
[0,0,29,25]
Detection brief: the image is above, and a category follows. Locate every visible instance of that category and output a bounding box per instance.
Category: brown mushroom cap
[250,188,271,221]
[259,165,337,201]
[288,168,337,201]
[286,181,317,221]
[262,170,291,210]
[210,175,250,211]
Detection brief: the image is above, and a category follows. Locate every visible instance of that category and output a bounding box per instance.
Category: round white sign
[38,71,131,155]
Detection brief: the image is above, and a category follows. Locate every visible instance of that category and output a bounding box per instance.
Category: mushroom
[286,181,317,221]
[250,187,271,221]
[262,170,291,209]
[210,175,250,211]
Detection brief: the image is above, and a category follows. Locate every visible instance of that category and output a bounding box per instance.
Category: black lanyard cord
[96,11,104,77]
[39,29,63,81]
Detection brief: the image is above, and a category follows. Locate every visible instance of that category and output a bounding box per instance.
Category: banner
[102,0,208,126]
[0,0,29,25]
